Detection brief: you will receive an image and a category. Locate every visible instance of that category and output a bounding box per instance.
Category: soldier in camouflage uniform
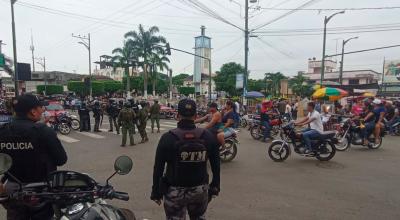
[118,102,136,147]
[137,102,149,143]
[150,100,161,133]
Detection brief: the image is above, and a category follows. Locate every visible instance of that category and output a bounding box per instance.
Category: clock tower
[194,26,211,95]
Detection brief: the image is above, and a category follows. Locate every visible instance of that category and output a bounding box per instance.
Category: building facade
[305,58,380,85]
[183,73,216,96]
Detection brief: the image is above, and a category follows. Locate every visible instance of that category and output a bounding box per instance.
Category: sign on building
[383,60,400,83]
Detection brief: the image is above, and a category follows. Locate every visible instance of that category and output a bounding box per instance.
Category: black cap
[178,99,197,117]
[14,94,48,114]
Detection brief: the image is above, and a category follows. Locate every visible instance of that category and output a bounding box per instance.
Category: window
[32,73,39,78]
[349,79,359,85]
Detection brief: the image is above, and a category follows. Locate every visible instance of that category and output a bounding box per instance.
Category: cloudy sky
[0,0,399,79]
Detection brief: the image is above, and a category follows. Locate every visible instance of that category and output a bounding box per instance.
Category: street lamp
[72,33,92,97]
[320,10,345,85]
[339,36,358,85]
[10,0,19,97]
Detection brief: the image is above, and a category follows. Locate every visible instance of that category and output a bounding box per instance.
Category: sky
[0,0,399,80]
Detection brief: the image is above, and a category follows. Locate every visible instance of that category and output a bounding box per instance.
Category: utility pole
[11,0,19,97]
[30,29,35,72]
[72,33,92,97]
[320,11,345,85]
[243,0,249,103]
[339,36,358,85]
[208,59,212,101]
[36,57,46,95]
[169,69,173,101]
[382,57,386,93]
[0,40,5,53]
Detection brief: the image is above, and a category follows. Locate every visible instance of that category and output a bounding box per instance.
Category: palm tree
[112,41,137,94]
[289,73,310,98]
[125,25,166,98]
[148,53,170,96]
[264,72,287,97]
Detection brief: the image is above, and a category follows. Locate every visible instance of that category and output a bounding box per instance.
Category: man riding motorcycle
[372,99,386,144]
[195,102,225,146]
[294,102,324,154]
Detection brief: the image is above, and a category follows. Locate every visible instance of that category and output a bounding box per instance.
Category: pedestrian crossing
[58,120,178,143]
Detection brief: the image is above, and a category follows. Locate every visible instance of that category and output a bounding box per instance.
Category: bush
[67,81,86,95]
[37,84,63,95]
[178,87,195,96]
[92,81,105,96]
[104,80,123,93]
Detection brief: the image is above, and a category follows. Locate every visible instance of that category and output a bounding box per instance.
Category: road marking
[146,126,166,131]
[57,134,80,143]
[99,128,119,134]
[76,132,105,139]
[162,121,177,125]
[160,124,176,128]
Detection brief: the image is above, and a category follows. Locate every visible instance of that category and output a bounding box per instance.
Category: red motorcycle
[250,115,284,140]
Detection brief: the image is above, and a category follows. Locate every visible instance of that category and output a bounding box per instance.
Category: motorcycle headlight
[68,203,84,215]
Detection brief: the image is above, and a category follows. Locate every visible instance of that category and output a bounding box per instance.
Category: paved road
[1,119,400,220]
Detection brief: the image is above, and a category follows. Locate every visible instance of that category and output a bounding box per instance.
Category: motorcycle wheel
[250,126,262,140]
[268,142,290,162]
[367,136,382,149]
[59,123,71,135]
[71,119,80,130]
[220,139,237,162]
[316,142,336,161]
[395,125,400,136]
[271,126,280,139]
[334,134,350,151]
[279,132,292,143]
[240,118,248,128]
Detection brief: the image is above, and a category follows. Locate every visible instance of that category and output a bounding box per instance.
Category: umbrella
[246,91,264,98]
[312,87,348,101]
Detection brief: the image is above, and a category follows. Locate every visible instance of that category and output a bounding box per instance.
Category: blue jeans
[302,128,321,150]
[262,121,271,140]
[361,121,375,139]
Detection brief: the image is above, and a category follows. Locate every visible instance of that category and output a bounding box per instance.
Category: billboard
[383,60,400,83]
[236,74,244,89]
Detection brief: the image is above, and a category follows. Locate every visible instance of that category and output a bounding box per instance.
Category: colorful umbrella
[312,87,348,101]
[362,92,375,97]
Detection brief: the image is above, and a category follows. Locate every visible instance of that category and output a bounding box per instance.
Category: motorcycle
[250,115,286,140]
[334,118,385,151]
[0,153,136,220]
[49,114,71,135]
[220,129,239,162]
[268,122,337,162]
[385,118,400,136]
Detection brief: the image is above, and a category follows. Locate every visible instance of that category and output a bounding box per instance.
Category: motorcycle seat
[319,131,336,139]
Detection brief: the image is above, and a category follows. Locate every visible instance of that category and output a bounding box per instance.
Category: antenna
[30,29,35,72]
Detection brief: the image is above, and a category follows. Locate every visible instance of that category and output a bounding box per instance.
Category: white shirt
[235,102,240,113]
[285,104,292,114]
[307,110,324,133]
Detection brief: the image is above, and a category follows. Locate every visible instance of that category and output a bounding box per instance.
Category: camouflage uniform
[118,106,136,146]
[164,185,209,220]
[137,105,149,143]
[150,102,161,133]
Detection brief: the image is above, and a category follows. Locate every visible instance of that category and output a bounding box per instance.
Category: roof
[305,70,380,80]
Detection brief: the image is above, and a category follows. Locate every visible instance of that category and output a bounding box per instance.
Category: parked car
[45,101,66,117]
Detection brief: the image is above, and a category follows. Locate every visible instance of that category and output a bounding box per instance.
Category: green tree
[148,53,170,96]
[91,81,105,96]
[289,73,313,98]
[112,41,136,93]
[264,72,287,97]
[124,24,167,97]
[67,81,86,95]
[247,79,264,92]
[172,73,190,87]
[37,85,63,95]
[214,62,245,96]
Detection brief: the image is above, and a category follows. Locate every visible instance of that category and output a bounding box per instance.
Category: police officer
[150,100,161,133]
[0,94,67,220]
[137,101,149,143]
[151,99,220,220]
[92,101,102,132]
[106,99,119,134]
[118,102,136,147]
[129,98,138,135]
[78,102,91,132]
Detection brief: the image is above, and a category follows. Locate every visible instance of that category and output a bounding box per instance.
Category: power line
[258,6,400,11]
[326,44,400,57]
[251,0,320,31]
[256,37,294,58]
[256,27,400,36]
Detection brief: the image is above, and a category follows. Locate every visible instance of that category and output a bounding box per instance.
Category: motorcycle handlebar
[112,191,129,201]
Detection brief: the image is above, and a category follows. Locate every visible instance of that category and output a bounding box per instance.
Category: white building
[305,58,380,85]
[193,26,212,96]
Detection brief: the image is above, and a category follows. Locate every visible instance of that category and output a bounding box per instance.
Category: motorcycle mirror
[0,153,12,175]
[114,155,133,175]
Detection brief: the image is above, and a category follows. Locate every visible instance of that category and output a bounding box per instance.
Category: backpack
[169,128,208,184]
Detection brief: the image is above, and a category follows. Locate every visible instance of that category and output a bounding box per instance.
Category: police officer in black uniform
[151,99,220,220]
[92,101,102,132]
[78,102,91,132]
[0,94,67,220]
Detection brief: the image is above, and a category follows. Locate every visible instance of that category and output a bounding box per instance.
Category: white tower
[193,26,211,95]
